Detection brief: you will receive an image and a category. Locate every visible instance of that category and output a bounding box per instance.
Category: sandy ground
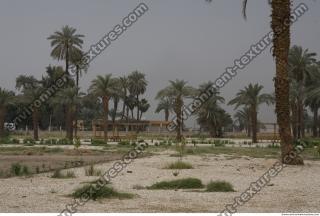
[0,150,319,213]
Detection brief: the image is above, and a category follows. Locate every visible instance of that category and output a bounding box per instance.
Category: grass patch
[51,169,76,178]
[85,165,102,176]
[164,160,193,169]
[72,184,134,200]
[206,181,235,192]
[147,178,204,190]
[10,163,30,176]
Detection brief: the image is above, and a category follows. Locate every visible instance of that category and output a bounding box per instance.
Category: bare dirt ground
[0,150,319,213]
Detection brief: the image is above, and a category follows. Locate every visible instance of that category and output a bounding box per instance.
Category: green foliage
[148,178,204,190]
[74,137,81,149]
[0,137,20,144]
[10,163,30,176]
[85,165,102,176]
[72,184,134,200]
[23,138,35,145]
[118,141,130,146]
[214,140,225,147]
[165,161,193,169]
[51,169,76,178]
[91,139,107,146]
[206,181,235,192]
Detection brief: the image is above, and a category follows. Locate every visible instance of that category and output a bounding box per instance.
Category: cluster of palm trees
[0,26,150,141]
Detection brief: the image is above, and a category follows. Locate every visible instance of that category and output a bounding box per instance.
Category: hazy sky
[1,0,320,127]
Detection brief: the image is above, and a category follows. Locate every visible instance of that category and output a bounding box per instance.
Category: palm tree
[0,88,14,138]
[138,98,150,120]
[16,75,43,140]
[229,83,273,143]
[119,76,129,120]
[289,45,317,138]
[89,75,115,141]
[155,97,173,121]
[240,0,304,165]
[156,80,196,141]
[47,25,84,78]
[128,71,147,120]
[234,107,251,136]
[53,87,83,140]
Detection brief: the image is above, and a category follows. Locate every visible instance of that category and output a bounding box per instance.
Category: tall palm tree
[47,25,84,78]
[289,45,317,138]
[119,76,129,120]
[128,71,147,120]
[89,75,115,141]
[155,97,173,121]
[234,107,251,136]
[229,83,273,143]
[53,87,83,140]
[240,0,304,164]
[0,88,14,138]
[138,98,150,120]
[156,80,196,141]
[16,75,43,140]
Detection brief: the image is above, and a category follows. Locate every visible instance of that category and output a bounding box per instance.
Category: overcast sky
[1,0,320,127]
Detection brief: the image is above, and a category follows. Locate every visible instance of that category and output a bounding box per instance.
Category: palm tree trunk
[0,107,6,138]
[32,109,39,141]
[291,102,298,140]
[165,109,169,122]
[313,107,318,137]
[66,106,74,141]
[175,96,183,141]
[272,0,303,165]
[136,95,139,120]
[251,106,258,143]
[103,96,109,142]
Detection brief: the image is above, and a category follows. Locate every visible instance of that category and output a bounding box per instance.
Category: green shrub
[51,169,76,178]
[11,163,22,176]
[148,178,204,190]
[57,138,73,145]
[214,140,225,147]
[206,181,235,192]
[23,138,35,145]
[72,185,134,200]
[165,161,193,169]
[118,141,130,146]
[91,139,107,146]
[85,165,102,176]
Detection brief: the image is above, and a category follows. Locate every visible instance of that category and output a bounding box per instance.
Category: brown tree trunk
[103,96,109,142]
[271,0,303,165]
[251,106,258,143]
[165,109,169,122]
[175,96,183,141]
[32,109,39,141]
[66,106,74,141]
[313,108,318,137]
[291,102,298,141]
[0,107,6,138]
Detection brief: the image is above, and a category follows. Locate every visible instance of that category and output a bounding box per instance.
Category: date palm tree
[156,80,196,141]
[16,75,43,140]
[234,107,251,136]
[289,45,317,138]
[138,98,150,120]
[0,88,14,138]
[240,0,304,164]
[155,97,173,121]
[119,76,129,120]
[47,25,84,79]
[229,83,273,143]
[53,87,83,140]
[89,75,115,141]
[128,71,147,120]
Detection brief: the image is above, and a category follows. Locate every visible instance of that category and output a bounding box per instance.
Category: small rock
[127,170,133,173]
[267,183,274,187]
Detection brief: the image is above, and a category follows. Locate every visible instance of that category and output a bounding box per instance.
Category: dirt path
[0,151,319,213]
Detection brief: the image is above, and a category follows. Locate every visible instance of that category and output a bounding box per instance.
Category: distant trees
[156,80,196,141]
[229,84,273,143]
[0,88,14,138]
[89,74,115,141]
